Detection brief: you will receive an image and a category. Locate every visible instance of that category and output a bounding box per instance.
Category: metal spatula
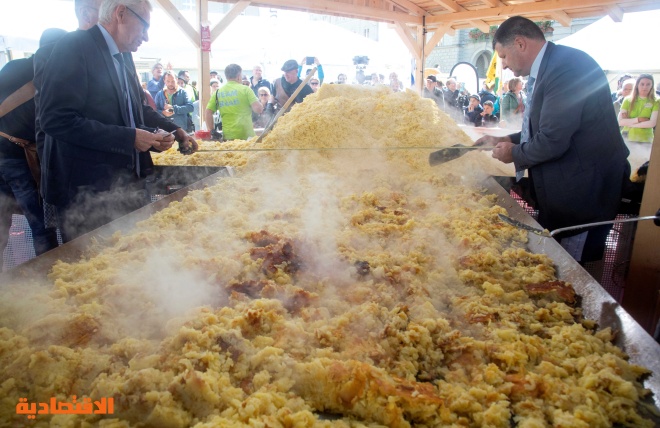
[428,144,492,166]
[498,211,660,237]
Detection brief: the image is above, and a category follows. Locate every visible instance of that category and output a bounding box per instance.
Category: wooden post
[623,132,660,333]
[197,0,209,132]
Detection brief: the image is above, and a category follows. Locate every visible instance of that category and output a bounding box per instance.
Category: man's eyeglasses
[126,6,150,32]
[310,82,319,86]
[259,93,269,97]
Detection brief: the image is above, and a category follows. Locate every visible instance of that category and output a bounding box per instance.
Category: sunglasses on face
[259,93,269,97]
[310,82,319,86]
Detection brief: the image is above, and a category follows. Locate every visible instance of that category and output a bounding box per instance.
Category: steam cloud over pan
[0,85,656,427]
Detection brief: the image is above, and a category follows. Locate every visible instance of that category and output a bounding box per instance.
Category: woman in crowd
[499,77,524,129]
[309,77,321,93]
[618,74,659,143]
[389,72,403,92]
[253,86,275,129]
[613,78,635,117]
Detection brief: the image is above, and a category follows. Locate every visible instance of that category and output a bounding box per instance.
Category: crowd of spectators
[198,58,416,138]
[0,0,656,267]
[421,70,658,146]
[147,58,657,158]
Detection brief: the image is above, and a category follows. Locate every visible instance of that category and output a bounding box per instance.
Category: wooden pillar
[154,0,250,131]
[154,0,203,129]
[623,132,660,333]
[393,22,422,91]
[197,0,210,131]
[415,25,424,92]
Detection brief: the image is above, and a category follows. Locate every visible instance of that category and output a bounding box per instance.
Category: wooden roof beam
[470,19,491,33]
[393,22,421,62]
[426,0,625,24]
[608,5,625,22]
[431,0,463,13]
[550,10,572,27]
[424,22,451,53]
[386,0,427,16]
[211,0,251,41]
[256,0,423,24]
[154,0,200,47]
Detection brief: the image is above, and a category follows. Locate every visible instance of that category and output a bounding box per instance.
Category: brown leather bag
[22,142,41,185]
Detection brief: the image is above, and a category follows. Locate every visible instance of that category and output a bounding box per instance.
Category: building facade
[425,18,598,77]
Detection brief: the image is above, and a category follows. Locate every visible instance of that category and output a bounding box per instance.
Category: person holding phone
[154,70,194,132]
[298,57,325,85]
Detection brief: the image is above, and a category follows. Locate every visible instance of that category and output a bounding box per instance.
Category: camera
[305,57,314,65]
[456,95,469,110]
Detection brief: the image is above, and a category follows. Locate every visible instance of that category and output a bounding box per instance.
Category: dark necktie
[113,53,140,176]
[113,53,135,126]
[517,76,535,181]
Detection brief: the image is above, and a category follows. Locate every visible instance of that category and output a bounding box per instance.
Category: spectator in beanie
[464,94,484,126]
[423,75,444,109]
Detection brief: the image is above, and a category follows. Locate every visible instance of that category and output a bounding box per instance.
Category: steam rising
[1,83,492,391]
[2,85,645,427]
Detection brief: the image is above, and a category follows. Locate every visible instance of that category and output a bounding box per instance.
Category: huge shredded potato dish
[1,85,657,427]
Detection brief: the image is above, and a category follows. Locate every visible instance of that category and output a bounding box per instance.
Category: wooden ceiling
[210,0,660,32]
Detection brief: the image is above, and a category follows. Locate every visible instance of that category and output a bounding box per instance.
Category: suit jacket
[33,41,57,160]
[39,25,178,207]
[511,42,630,230]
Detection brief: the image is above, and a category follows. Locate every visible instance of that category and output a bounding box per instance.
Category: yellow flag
[485,53,498,90]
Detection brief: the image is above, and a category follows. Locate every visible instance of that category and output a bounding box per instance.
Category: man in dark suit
[475,16,630,263]
[39,0,197,242]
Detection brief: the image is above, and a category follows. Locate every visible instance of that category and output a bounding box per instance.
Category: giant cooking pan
[2,173,660,413]
[1,167,233,281]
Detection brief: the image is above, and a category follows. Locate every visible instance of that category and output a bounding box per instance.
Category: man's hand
[163,103,174,117]
[492,141,515,164]
[154,128,176,151]
[474,134,510,147]
[175,128,198,155]
[135,128,175,152]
